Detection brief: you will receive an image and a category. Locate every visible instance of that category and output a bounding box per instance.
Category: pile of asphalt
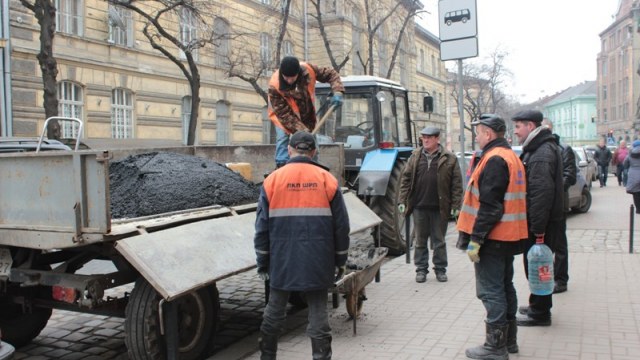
[109,152,260,219]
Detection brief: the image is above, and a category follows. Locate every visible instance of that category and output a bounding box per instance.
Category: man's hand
[535,233,545,244]
[451,209,460,218]
[331,92,344,107]
[398,204,406,214]
[467,240,481,263]
[257,270,269,282]
[335,265,346,281]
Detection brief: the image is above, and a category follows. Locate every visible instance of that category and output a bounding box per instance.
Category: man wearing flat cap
[399,126,462,283]
[511,109,564,327]
[457,114,528,358]
[268,56,345,168]
[255,130,350,359]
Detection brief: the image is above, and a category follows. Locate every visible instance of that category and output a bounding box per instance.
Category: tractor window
[379,90,399,145]
[394,94,410,145]
[316,93,375,149]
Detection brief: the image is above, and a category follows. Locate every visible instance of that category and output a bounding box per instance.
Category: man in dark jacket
[457,114,528,359]
[593,138,612,187]
[254,131,350,359]
[542,118,577,294]
[511,110,564,327]
[398,126,463,283]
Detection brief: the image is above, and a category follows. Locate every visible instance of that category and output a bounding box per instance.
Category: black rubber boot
[465,322,509,360]
[506,319,518,354]
[258,332,278,360]
[311,336,332,360]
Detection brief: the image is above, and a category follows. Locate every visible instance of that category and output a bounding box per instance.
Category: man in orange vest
[457,114,528,360]
[268,56,344,168]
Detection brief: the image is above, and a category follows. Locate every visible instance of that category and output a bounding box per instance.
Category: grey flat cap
[471,114,506,132]
[420,126,441,136]
[511,109,543,124]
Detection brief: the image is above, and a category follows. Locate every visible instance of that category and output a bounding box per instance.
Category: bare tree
[19,0,60,139]
[309,0,350,72]
[110,0,215,145]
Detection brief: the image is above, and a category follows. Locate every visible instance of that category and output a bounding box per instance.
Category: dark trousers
[634,193,640,213]
[412,208,448,274]
[553,219,569,285]
[475,252,518,326]
[598,165,609,186]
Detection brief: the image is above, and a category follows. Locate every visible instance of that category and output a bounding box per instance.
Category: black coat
[594,145,612,167]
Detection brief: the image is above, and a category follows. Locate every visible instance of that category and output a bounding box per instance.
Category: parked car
[575,146,597,189]
[512,146,591,213]
[0,328,15,360]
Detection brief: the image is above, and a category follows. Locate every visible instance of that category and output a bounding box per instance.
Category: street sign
[440,37,478,61]
[439,0,478,41]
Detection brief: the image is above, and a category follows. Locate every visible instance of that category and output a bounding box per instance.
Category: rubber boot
[506,319,518,354]
[465,322,509,360]
[311,336,332,360]
[258,332,278,360]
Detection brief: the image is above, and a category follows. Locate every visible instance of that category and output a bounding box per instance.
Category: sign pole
[458,58,467,189]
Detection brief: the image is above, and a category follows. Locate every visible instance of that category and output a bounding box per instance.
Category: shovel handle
[312,104,337,135]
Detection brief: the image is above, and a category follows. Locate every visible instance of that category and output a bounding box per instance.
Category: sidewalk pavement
[214,187,640,360]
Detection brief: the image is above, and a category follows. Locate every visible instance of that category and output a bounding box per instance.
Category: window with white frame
[260,32,272,68]
[419,49,425,72]
[180,7,198,61]
[108,5,133,47]
[57,81,83,138]
[182,96,192,144]
[111,88,133,139]
[213,18,230,67]
[56,0,83,36]
[216,101,230,145]
[283,40,294,57]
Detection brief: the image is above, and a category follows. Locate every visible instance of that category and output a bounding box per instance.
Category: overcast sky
[418,0,619,103]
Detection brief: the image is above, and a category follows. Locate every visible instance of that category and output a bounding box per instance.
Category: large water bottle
[527,236,554,295]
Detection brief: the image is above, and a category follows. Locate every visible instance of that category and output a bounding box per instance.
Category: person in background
[612,140,629,186]
[541,118,577,294]
[510,110,564,327]
[268,56,344,168]
[624,140,640,214]
[398,126,463,283]
[457,114,528,359]
[593,138,612,187]
[254,131,350,360]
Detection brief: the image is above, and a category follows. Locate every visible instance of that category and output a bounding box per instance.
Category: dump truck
[0,130,381,360]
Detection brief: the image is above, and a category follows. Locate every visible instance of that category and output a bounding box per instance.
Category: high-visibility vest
[457,147,528,241]
[268,62,316,133]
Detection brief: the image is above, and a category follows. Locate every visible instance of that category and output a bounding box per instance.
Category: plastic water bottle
[527,237,554,295]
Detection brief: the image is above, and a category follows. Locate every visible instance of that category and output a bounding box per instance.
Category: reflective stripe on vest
[268,62,317,132]
[456,147,528,241]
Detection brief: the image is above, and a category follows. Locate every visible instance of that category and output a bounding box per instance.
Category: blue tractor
[315,76,423,255]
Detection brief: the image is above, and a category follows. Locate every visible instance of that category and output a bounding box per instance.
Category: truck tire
[370,159,408,256]
[0,289,52,347]
[124,278,218,360]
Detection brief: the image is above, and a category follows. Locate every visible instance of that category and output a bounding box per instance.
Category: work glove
[398,204,406,214]
[335,265,346,282]
[257,270,269,282]
[467,240,481,263]
[330,92,344,108]
[452,208,460,218]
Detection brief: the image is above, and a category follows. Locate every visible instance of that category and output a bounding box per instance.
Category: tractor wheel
[370,159,408,255]
[124,278,218,360]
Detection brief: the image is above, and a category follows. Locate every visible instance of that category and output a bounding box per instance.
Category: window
[57,81,83,138]
[111,88,133,139]
[108,5,133,47]
[213,18,230,67]
[180,7,198,61]
[216,101,230,145]
[602,59,607,76]
[419,49,425,72]
[431,55,436,75]
[260,32,272,68]
[182,96,192,144]
[399,40,408,87]
[603,85,607,100]
[283,40,294,57]
[56,0,83,36]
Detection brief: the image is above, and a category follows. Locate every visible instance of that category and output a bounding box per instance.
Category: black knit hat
[279,56,301,77]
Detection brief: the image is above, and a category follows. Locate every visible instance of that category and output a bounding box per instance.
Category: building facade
[544,81,598,146]
[2,0,448,146]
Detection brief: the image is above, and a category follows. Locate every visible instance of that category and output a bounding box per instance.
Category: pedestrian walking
[511,110,564,327]
[457,114,528,359]
[254,131,351,360]
[268,56,344,168]
[624,140,640,213]
[593,138,612,187]
[612,140,629,186]
[542,118,577,294]
[398,126,463,283]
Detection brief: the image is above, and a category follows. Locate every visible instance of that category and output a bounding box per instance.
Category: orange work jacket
[268,62,316,132]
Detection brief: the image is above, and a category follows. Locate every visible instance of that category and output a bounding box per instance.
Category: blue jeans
[412,208,448,274]
[274,127,290,167]
[260,288,331,341]
[474,252,518,326]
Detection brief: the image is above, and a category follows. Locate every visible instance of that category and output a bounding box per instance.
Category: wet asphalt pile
[109,152,260,219]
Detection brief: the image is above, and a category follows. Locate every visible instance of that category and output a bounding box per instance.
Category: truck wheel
[124,278,218,360]
[370,159,407,255]
[0,290,52,347]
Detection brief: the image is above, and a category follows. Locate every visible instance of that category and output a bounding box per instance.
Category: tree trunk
[187,65,201,146]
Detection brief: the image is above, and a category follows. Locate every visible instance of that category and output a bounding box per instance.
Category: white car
[0,328,15,360]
